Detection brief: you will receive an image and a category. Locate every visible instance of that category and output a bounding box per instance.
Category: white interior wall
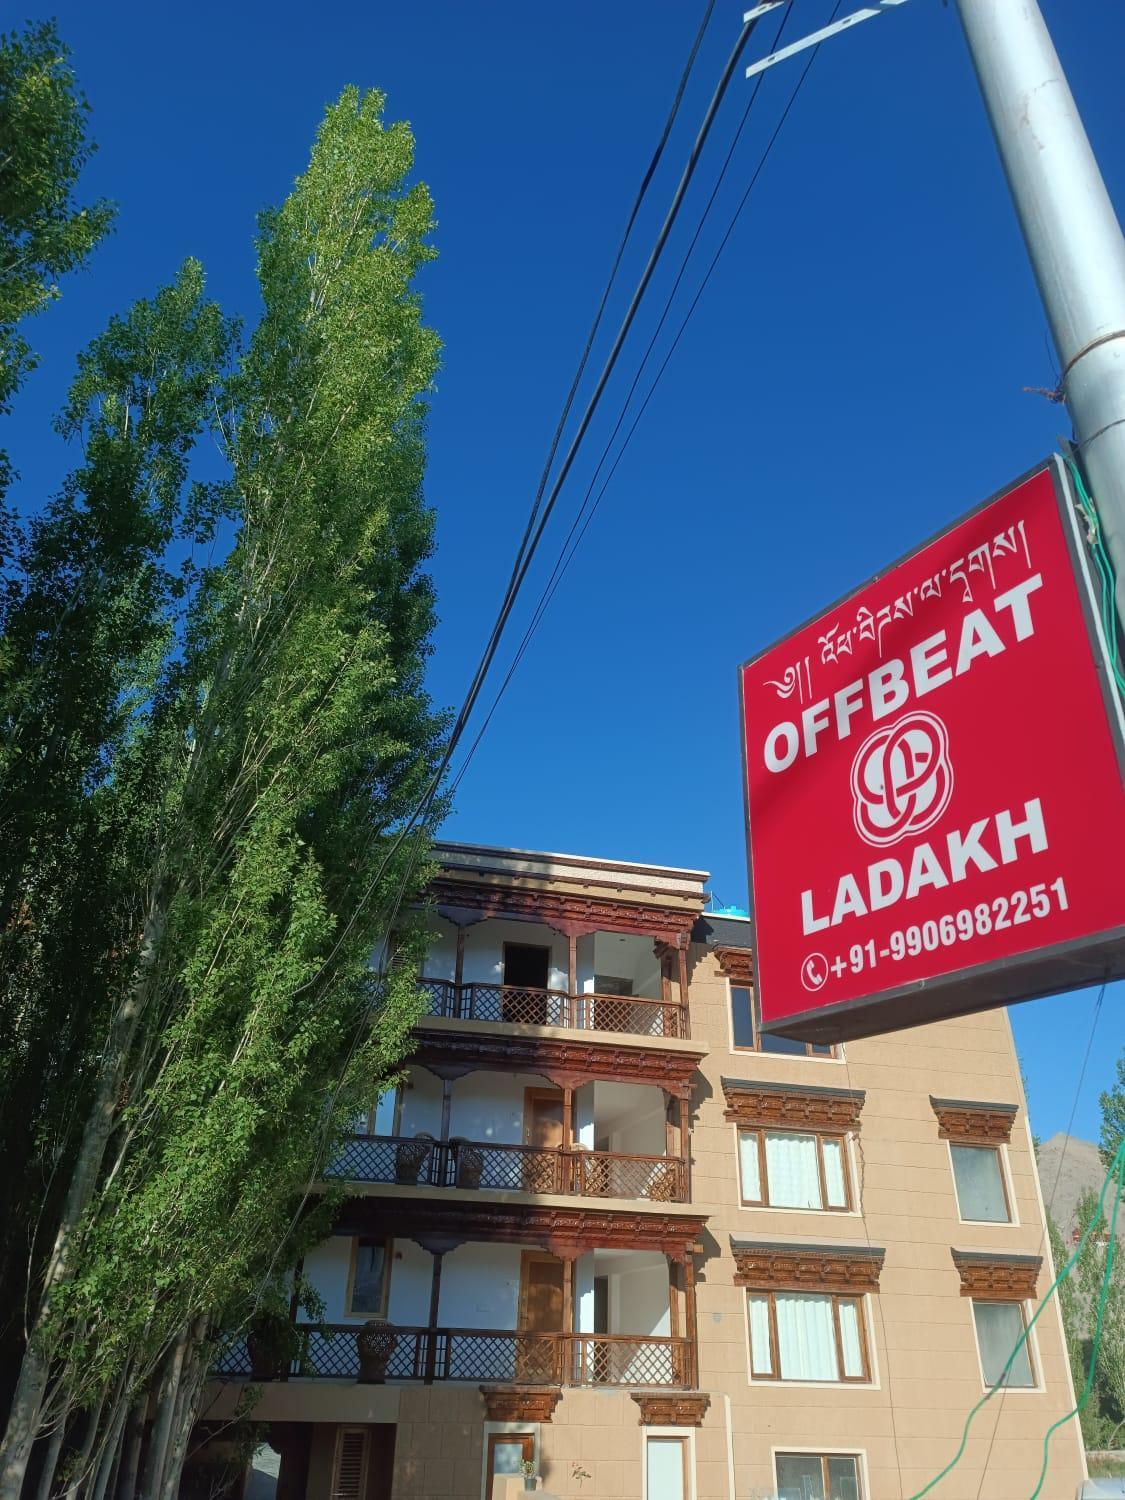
[461,919,568,989]
[424,918,457,981]
[574,1083,595,1149]
[386,1239,431,1324]
[301,1239,350,1322]
[591,1252,670,1337]
[574,1252,595,1333]
[590,933,662,999]
[575,933,595,994]
[449,1071,550,1143]
[439,1243,523,1328]
[590,1082,667,1155]
[398,1066,443,1137]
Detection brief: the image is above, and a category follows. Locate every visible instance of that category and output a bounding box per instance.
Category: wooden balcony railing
[325,1135,687,1202]
[419,978,685,1038]
[213,1326,690,1388]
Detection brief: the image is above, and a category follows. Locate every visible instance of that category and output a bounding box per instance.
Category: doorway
[522,1087,564,1192]
[502,943,550,1023]
[517,1251,565,1384]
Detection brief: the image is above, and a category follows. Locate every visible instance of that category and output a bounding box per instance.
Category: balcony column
[566,931,578,1028]
[454,925,465,986]
[678,1092,692,1198]
[683,1252,699,1390]
[439,1079,453,1143]
[424,1250,444,1383]
[675,941,690,1039]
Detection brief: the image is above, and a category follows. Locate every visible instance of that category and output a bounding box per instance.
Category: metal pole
[955,0,1125,626]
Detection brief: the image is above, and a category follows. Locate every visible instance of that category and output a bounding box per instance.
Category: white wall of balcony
[439,1243,522,1328]
[586,932,662,1000]
[423,918,457,980]
[462,920,569,989]
[573,1081,667,1155]
[396,1067,556,1144]
[574,1249,671,1336]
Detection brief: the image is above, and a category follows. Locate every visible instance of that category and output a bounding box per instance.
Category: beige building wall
[203,853,1086,1500]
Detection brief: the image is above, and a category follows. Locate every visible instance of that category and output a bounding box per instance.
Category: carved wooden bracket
[722,1077,864,1133]
[951,1251,1041,1300]
[931,1096,1018,1144]
[713,946,754,985]
[429,876,697,945]
[413,1029,702,1098]
[631,1392,710,1426]
[337,1196,708,1259]
[480,1386,562,1423]
[731,1239,884,1293]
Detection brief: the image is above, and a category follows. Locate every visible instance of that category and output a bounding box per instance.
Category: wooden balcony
[420,978,685,1038]
[326,1135,687,1202]
[214,1325,690,1388]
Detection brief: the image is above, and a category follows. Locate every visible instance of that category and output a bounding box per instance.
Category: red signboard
[739,458,1125,1043]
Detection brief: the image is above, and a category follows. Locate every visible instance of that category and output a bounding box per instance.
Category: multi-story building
[203,841,1085,1500]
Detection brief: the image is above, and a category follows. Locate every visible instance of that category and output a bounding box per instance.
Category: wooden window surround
[345,1237,391,1319]
[631,1392,710,1426]
[951,1250,1041,1300]
[486,1432,534,1479]
[481,1387,562,1423]
[731,1239,885,1293]
[747,1289,871,1383]
[931,1096,1018,1144]
[722,1078,864,1133]
[737,1128,852,1212]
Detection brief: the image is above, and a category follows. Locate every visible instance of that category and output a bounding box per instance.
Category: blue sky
[9,1,1123,1145]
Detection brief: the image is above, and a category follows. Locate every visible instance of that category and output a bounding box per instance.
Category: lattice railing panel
[416,977,684,1037]
[572,1336,686,1387]
[325,1135,442,1186]
[572,1152,685,1202]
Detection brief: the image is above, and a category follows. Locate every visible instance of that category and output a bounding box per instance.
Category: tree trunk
[138,1328,187,1500]
[89,1393,128,1500]
[0,896,165,1500]
[114,1407,144,1500]
[32,1422,66,1500]
[157,1333,204,1500]
[62,1391,105,1500]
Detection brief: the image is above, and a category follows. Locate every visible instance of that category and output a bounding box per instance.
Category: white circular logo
[800,953,829,992]
[850,710,953,847]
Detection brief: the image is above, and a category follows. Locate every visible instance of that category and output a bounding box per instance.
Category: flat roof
[434,839,710,883]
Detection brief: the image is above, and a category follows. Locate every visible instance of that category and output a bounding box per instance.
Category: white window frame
[968,1297,1042,1394]
[743,1288,880,1389]
[641,1426,696,1500]
[732,1123,861,1217]
[770,1446,870,1500]
[945,1138,1019,1227]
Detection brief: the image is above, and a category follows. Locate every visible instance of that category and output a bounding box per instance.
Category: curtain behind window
[951,1146,1008,1221]
[973,1301,1033,1386]
[776,1293,837,1380]
[766,1133,822,1209]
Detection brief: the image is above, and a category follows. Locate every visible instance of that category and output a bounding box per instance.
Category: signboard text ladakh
[739,458,1125,1042]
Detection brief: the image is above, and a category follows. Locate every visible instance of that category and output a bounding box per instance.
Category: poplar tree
[0,81,444,1500]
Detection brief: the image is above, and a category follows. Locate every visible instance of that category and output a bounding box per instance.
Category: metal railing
[419,978,685,1038]
[213,1326,690,1388]
[325,1135,687,1202]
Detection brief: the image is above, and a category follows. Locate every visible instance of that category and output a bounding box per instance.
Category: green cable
[1067,458,1125,697]
[906,1139,1125,1500]
[1027,1142,1125,1499]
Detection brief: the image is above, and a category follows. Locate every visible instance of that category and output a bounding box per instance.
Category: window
[748,1291,869,1382]
[330,1428,369,1500]
[594,973,634,996]
[487,1433,534,1478]
[738,1129,851,1211]
[950,1144,1010,1223]
[775,1453,862,1500]
[972,1300,1035,1388]
[369,1088,399,1136]
[645,1437,687,1500]
[730,985,834,1057]
[347,1237,390,1317]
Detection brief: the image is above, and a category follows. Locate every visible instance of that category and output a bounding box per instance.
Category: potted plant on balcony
[245,1312,297,1380]
[450,1136,484,1189]
[394,1130,434,1185]
[519,1458,538,1492]
[356,1318,397,1383]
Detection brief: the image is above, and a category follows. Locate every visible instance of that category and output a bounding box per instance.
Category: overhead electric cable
[454,2,840,785]
[500,0,719,597]
[286,0,778,995]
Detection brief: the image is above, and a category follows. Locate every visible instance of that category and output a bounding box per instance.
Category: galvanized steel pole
[955,0,1125,626]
